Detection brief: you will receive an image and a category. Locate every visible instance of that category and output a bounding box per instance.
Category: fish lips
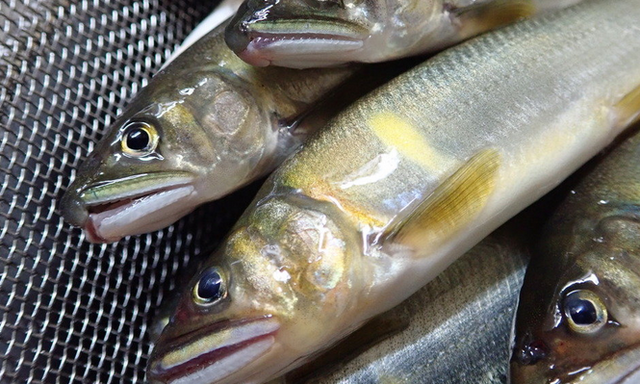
[225,14,368,68]
[61,172,196,243]
[148,316,281,384]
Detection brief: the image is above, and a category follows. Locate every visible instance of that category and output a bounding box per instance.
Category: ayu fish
[148,1,640,383]
[510,126,640,383]
[60,21,358,243]
[224,0,582,68]
[288,213,535,384]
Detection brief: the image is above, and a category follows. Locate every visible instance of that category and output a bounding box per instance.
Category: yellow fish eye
[563,289,607,334]
[192,267,227,307]
[121,121,158,157]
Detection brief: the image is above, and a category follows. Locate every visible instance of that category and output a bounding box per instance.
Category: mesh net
[0,1,255,382]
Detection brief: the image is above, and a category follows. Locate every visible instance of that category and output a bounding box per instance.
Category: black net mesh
[0,1,252,382]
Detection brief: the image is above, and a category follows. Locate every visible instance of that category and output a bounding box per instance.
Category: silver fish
[224,0,582,68]
[289,216,533,384]
[510,126,640,383]
[149,1,640,383]
[60,21,357,243]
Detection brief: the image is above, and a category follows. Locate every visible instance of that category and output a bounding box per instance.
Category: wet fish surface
[288,216,535,384]
[149,1,640,383]
[225,0,582,68]
[60,21,358,243]
[510,125,640,383]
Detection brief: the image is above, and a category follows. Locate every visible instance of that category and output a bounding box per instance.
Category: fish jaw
[231,31,366,68]
[148,317,281,384]
[61,172,196,243]
[225,2,370,68]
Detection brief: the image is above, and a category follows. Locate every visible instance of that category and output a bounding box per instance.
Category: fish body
[290,215,533,384]
[149,1,640,383]
[510,127,640,383]
[224,0,582,68]
[60,21,356,243]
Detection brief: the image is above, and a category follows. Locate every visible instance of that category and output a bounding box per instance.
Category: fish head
[511,213,640,384]
[61,69,272,243]
[225,0,432,68]
[148,195,361,383]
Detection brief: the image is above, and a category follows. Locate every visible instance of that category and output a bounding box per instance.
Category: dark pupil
[567,298,597,325]
[197,270,223,301]
[126,127,150,151]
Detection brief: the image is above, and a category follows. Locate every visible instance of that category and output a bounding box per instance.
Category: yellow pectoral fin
[455,0,536,38]
[386,148,501,251]
[613,83,640,128]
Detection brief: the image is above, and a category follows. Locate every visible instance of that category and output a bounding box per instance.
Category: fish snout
[148,317,281,384]
[59,186,89,228]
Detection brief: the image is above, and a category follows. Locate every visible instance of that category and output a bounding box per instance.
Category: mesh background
[0,1,261,382]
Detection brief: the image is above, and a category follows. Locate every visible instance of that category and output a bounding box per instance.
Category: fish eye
[192,267,227,306]
[563,289,607,334]
[121,121,158,157]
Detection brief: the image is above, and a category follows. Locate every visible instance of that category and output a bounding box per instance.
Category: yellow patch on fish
[368,112,450,173]
[160,328,234,369]
[281,160,388,229]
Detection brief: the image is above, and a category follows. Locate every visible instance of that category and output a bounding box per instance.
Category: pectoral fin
[453,0,536,39]
[385,149,500,251]
[613,83,640,128]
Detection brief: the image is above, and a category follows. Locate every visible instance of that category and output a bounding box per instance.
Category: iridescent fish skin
[224,0,582,68]
[510,127,640,384]
[149,1,640,383]
[60,21,356,243]
[288,213,535,384]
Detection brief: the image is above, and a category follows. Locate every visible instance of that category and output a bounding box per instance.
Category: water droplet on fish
[593,236,605,243]
[597,199,609,205]
[179,87,195,95]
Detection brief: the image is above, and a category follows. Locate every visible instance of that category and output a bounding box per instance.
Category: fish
[285,211,537,384]
[224,0,582,68]
[510,126,640,383]
[148,1,640,383]
[59,20,359,243]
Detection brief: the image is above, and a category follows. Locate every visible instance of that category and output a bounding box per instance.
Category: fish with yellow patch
[149,1,640,383]
[58,19,409,243]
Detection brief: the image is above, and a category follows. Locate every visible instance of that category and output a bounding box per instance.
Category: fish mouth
[148,316,281,384]
[225,18,368,68]
[61,172,196,243]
